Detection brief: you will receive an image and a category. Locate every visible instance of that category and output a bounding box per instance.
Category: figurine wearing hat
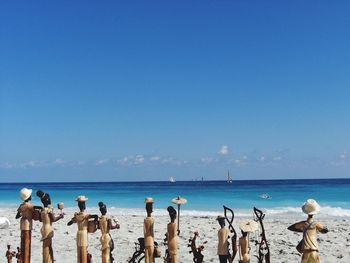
[15,188,41,263]
[216,216,231,263]
[288,199,328,263]
[144,197,155,263]
[67,196,98,263]
[166,206,178,263]
[238,220,258,263]
[36,190,64,263]
[97,202,120,263]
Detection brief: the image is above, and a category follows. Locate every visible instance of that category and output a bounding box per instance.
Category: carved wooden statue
[288,199,328,263]
[144,197,155,263]
[188,232,205,263]
[98,202,120,263]
[67,196,98,263]
[15,188,41,263]
[15,247,21,263]
[36,190,64,263]
[166,206,177,263]
[6,245,16,263]
[238,220,258,263]
[216,216,231,263]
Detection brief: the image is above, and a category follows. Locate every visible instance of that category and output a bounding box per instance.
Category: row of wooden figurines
[9,188,328,263]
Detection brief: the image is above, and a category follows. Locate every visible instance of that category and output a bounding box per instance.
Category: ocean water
[0,179,349,218]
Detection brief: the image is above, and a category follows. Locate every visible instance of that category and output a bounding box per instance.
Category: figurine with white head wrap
[288,199,329,263]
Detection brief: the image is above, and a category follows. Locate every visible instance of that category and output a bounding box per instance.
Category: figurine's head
[36,190,51,207]
[7,244,10,249]
[241,230,248,237]
[145,197,153,215]
[167,206,177,221]
[20,188,32,202]
[98,201,107,215]
[75,196,88,211]
[216,216,225,227]
[302,199,320,219]
[17,247,20,252]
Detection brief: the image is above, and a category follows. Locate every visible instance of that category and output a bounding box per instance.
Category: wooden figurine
[216,216,231,263]
[238,220,258,263]
[222,206,238,262]
[288,199,328,263]
[188,232,205,263]
[128,237,146,263]
[15,247,21,263]
[98,202,120,263]
[36,190,64,263]
[253,207,270,263]
[166,206,177,263]
[67,196,98,263]
[144,197,155,263]
[15,188,41,263]
[6,244,16,263]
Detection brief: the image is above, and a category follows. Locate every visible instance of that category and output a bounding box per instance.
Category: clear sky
[1,1,349,182]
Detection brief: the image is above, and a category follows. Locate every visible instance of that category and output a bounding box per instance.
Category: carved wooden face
[146,203,153,214]
[78,201,86,211]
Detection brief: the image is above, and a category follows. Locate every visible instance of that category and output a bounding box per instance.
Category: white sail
[169,177,176,183]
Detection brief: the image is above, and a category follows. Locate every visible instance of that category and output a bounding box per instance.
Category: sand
[0,208,349,262]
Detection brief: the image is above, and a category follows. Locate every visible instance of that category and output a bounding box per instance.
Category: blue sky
[1,1,350,182]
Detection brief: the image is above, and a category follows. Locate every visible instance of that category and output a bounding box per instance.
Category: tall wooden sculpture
[6,245,16,263]
[16,188,40,263]
[144,197,155,263]
[253,207,270,263]
[166,206,177,263]
[36,190,64,263]
[98,202,120,263]
[67,196,98,263]
[288,199,328,263]
[223,206,238,263]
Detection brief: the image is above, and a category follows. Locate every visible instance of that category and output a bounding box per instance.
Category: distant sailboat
[169,177,176,183]
[227,169,232,183]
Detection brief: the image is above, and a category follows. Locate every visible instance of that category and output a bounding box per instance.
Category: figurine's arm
[67,215,76,226]
[49,212,64,223]
[15,211,21,219]
[34,205,42,210]
[89,214,99,221]
[316,222,328,233]
[108,218,120,230]
[287,221,304,233]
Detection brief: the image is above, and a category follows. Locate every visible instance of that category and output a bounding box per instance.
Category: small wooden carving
[144,197,155,263]
[98,202,120,263]
[288,199,328,263]
[127,237,146,263]
[15,247,21,263]
[67,196,98,263]
[238,219,258,263]
[6,245,16,263]
[188,232,205,263]
[36,190,64,263]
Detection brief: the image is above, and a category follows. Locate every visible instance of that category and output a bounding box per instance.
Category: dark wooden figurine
[98,202,120,263]
[6,245,16,263]
[188,232,205,263]
[67,196,98,263]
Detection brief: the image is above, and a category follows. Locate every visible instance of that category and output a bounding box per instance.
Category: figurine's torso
[99,215,111,250]
[217,227,230,255]
[74,212,89,247]
[18,202,34,231]
[143,217,154,247]
[167,222,177,254]
[40,207,54,240]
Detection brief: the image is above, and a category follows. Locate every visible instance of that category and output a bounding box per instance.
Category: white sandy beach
[0,208,349,263]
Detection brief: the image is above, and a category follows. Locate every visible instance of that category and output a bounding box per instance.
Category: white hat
[302,199,320,215]
[75,196,88,202]
[239,220,259,233]
[20,188,32,201]
[145,197,154,204]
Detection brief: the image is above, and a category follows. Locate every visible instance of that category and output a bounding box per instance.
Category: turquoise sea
[0,179,349,218]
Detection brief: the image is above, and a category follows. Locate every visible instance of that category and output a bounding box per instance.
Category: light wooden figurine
[288,199,328,263]
[15,188,41,263]
[216,216,230,263]
[36,190,64,263]
[6,244,16,263]
[166,206,177,263]
[144,197,155,263]
[67,196,98,263]
[238,220,258,263]
[98,202,120,263]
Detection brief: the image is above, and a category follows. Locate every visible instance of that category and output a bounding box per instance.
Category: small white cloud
[340,153,346,159]
[259,156,265,161]
[218,145,229,155]
[201,157,213,164]
[0,162,15,169]
[273,156,282,161]
[150,156,160,161]
[53,158,65,165]
[242,155,248,160]
[134,155,145,164]
[96,159,110,166]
